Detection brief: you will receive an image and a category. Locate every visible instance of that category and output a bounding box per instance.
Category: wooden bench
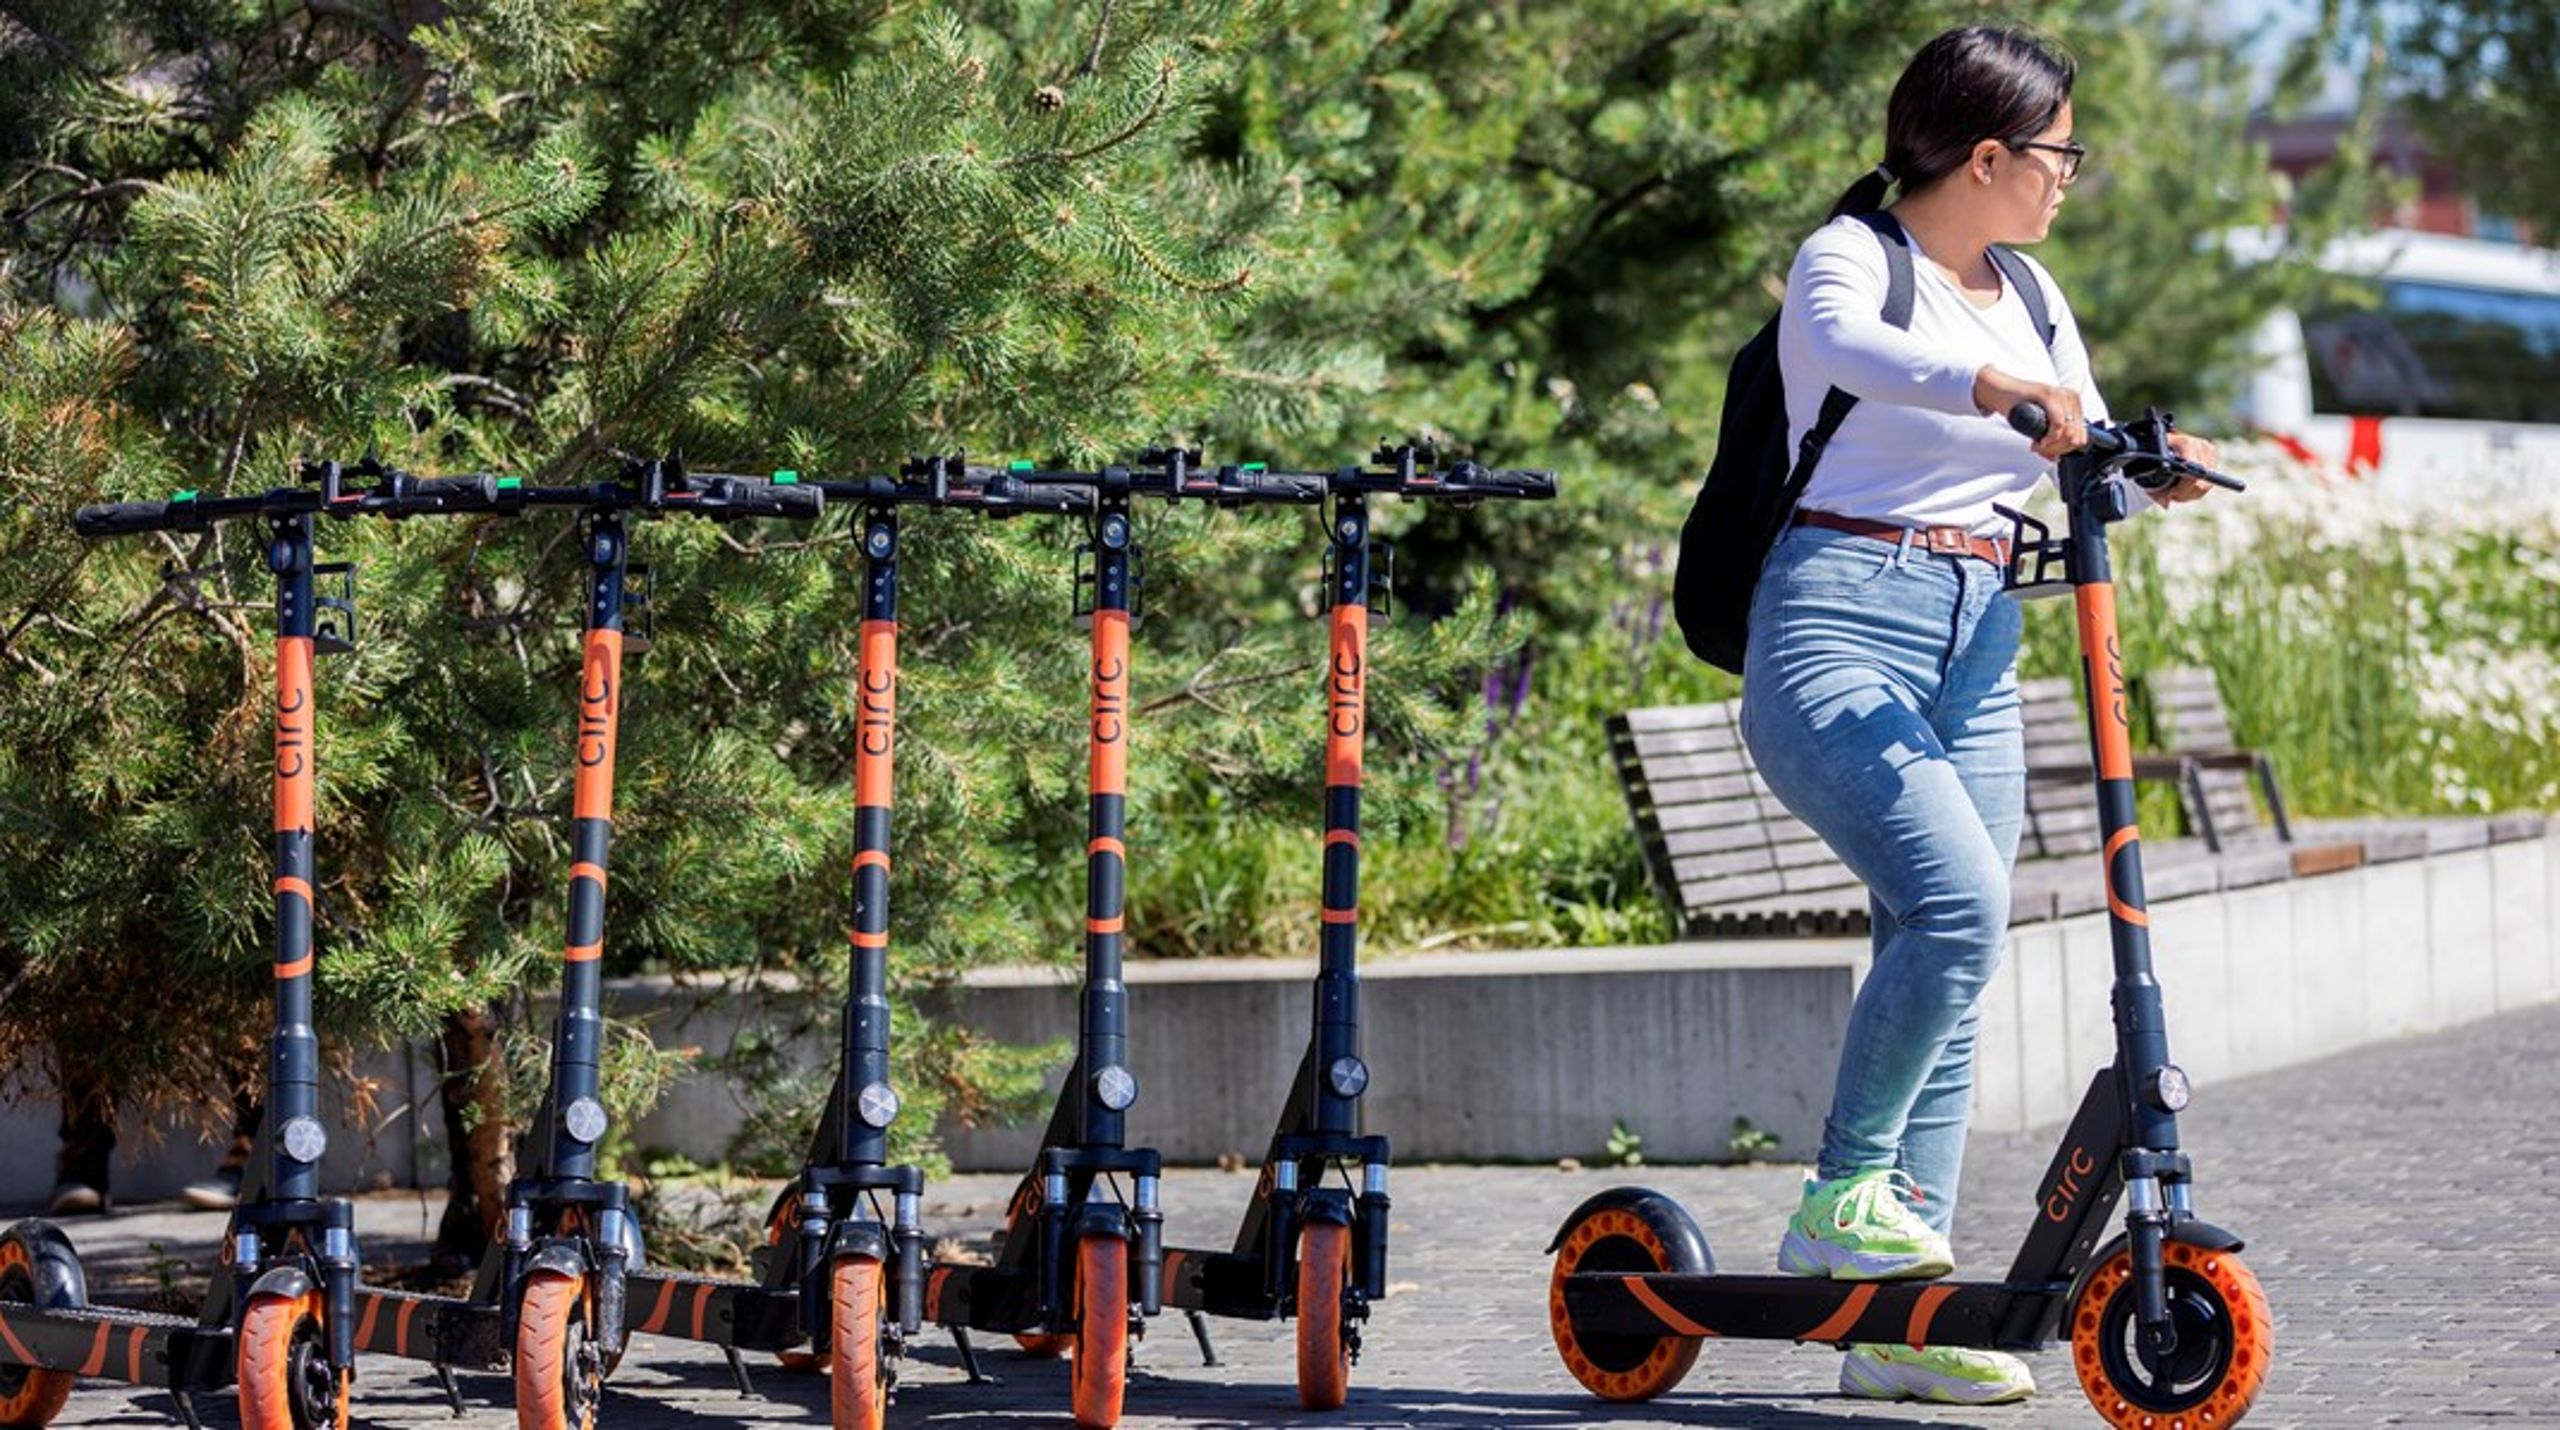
[2013,677,2295,921]
[1610,676,2320,938]
[1607,702,1870,937]
[2142,665,2543,862]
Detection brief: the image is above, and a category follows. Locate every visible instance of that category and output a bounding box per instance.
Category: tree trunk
[432,1004,511,1265]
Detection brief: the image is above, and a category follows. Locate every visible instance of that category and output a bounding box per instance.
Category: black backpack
[1672,210,2056,673]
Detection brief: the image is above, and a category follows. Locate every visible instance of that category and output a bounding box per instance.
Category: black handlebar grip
[1450,464,1558,499]
[73,500,175,537]
[1243,471,1327,502]
[408,475,500,502]
[728,481,824,519]
[2006,402,2050,440]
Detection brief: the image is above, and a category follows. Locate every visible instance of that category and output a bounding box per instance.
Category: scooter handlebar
[2006,403,2244,493]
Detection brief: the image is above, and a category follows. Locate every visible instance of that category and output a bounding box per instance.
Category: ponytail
[1827,163,1896,219]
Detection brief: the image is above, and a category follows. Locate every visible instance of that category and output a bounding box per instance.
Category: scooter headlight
[281,1116,328,1164]
[564,1096,609,1144]
[2148,1065,2192,1113]
[856,1081,902,1129]
[1093,1064,1139,1112]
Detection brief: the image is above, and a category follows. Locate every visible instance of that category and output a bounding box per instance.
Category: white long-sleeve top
[1777,213,2108,536]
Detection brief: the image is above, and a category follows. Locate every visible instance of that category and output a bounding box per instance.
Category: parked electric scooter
[614,457,1087,1430]
[1154,443,1554,1411]
[314,458,821,1430]
[0,464,494,1430]
[920,450,1323,1429]
[1543,404,2272,1429]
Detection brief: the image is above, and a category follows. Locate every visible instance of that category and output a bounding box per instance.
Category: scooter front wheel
[0,1231,76,1429]
[1068,1235,1128,1429]
[1294,1220,1352,1411]
[238,1290,346,1430]
[514,1270,600,1430]
[2072,1242,2271,1428]
[827,1256,885,1430]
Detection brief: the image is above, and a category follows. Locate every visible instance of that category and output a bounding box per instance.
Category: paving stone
[24,1001,2558,1427]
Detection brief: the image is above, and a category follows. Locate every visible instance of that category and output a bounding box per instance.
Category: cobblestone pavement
[24,1002,2558,1428]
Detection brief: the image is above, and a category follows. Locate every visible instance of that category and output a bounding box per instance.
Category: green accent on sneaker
[1777,1169,1953,1280]
[1840,1344,2036,1405]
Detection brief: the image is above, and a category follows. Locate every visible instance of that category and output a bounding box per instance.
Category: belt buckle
[1924,527,1967,556]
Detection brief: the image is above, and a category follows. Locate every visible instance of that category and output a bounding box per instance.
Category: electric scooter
[0,464,495,1430]
[920,450,1323,1430]
[319,458,821,1430]
[1153,443,1554,1411]
[1543,404,2273,1429]
[613,457,1087,1430]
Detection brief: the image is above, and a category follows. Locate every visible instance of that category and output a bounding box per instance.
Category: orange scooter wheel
[237,1290,346,1430]
[1548,1195,1708,1402]
[0,1236,74,1429]
[1294,1221,1352,1411]
[514,1270,599,1430]
[2072,1242,2272,1429]
[826,1256,886,1430]
[1067,1235,1128,1429]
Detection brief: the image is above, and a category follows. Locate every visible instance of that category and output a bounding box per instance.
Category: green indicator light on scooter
[497,477,523,490]
[1009,460,1034,472]
[772,470,800,484]
[1242,463,1267,473]
[171,488,198,502]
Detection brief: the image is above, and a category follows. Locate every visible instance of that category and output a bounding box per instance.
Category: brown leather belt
[1794,509,2011,567]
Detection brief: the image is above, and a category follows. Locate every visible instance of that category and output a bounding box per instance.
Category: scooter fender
[1070,1204,1131,1243]
[825,1219,890,1266]
[3,1220,89,1310]
[1542,1187,1716,1275]
[2063,1219,2249,1318]
[522,1239,592,1288]
[245,1263,318,1306]
[1296,1189,1355,1228]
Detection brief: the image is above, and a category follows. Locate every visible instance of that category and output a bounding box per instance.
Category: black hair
[1829,25,2077,218]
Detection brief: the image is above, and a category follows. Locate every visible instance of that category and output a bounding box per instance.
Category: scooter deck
[623,1269,805,1352]
[0,1301,228,1388]
[1158,1246,1278,1319]
[345,1285,505,1367]
[1559,1272,2049,1351]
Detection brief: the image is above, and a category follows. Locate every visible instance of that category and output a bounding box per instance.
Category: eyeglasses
[2008,139,2087,185]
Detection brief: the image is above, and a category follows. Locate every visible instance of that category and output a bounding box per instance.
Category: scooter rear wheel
[2072,1242,2271,1429]
[826,1256,885,1430]
[238,1290,346,1430]
[514,1269,600,1430]
[1068,1235,1128,1429]
[0,1234,75,1429]
[1294,1220,1352,1411]
[1548,1192,1710,1402]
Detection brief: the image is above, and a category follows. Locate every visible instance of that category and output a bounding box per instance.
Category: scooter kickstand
[434,1362,465,1415]
[723,1345,754,1396]
[170,1389,205,1430]
[949,1325,998,1384]
[1185,1309,1220,1366]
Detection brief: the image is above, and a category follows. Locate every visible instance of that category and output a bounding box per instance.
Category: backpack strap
[1783,211,1917,502]
[1989,244,2057,347]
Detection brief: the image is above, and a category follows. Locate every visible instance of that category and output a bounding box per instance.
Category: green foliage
[1603,1118,1644,1168]
[0,0,2400,1169]
[2382,0,2560,239]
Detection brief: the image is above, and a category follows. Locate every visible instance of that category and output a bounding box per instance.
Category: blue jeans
[1740,525,2024,1235]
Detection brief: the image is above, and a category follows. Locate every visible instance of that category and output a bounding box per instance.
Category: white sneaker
[1840,1343,2036,1405]
[1774,1169,1954,1281]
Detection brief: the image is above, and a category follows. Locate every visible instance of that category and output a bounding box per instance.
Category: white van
[2233,228,2560,497]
